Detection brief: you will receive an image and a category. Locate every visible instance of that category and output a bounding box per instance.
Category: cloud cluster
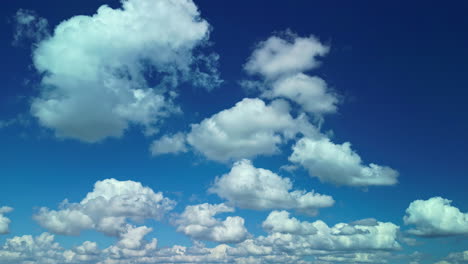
[0,206,13,234]
[209,159,334,215]
[244,34,337,116]
[28,0,220,142]
[289,137,399,186]
[174,203,249,243]
[33,178,175,236]
[254,211,401,253]
[404,196,468,237]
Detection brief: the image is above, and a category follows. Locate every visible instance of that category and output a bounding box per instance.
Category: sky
[0,0,468,264]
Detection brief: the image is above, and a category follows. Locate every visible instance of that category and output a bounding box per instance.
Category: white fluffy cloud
[0,233,64,264]
[0,206,13,234]
[186,98,317,162]
[244,34,329,79]
[404,197,468,236]
[265,73,338,115]
[150,132,188,155]
[254,211,401,254]
[244,34,338,116]
[174,203,249,243]
[29,0,220,142]
[289,137,399,186]
[34,178,175,236]
[262,211,317,235]
[209,159,334,215]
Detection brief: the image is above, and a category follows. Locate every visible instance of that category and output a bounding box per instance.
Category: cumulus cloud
[29,0,221,142]
[0,213,401,264]
[265,73,338,115]
[262,211,317,235]
[243,33,338,116]
[0,233,64,264]
[289,137,399,186]
[0,206,13,234]
[63,241,101,263]
[244,34,329,79]
[254,211,401,254]
[404,197,468,237]
[150,132,188,155]
[34,178,175,236]
[209,159,334,215]
[186,98,318,162]
[174,203,249,243]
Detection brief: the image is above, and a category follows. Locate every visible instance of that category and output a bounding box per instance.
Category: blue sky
[0,0,468,264]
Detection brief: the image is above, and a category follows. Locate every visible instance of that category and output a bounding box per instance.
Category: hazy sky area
[1,0,468,263]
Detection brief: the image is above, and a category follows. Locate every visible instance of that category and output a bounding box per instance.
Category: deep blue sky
[1,1,467,264]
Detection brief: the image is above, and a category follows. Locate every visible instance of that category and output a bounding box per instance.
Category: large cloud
[289,137,399,186]
[185,98,317,162]
[28,0,221,142]
[403,197,468,237]
[174,203,249,243]
[209,159,334,215]
[0,206,13,234]
[33,178,175,236]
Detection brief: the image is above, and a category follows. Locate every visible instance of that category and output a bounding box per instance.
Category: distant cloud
[33,178,175,236]
[209,159,334,215]
[12,9,49,46]
[28,0,221,142]
[174,203,249,243]
[289,137,399,186]
[404,197,468,237]
[230,211,401,257]
[0,206,13,234]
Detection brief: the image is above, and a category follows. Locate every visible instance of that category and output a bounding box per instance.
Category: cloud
[63,241,101,263]
[174,203,249,243]
[150,132,188,155]
[253,212,401,254]
[289,137,399,186]
[0,206,13,234]
[209,160,334,215]
[244,34,329,79]
[445,251,468,264]
[262,211,317,235]
[186,98,318,162]
[403,197,468,237]
[29,0,221,142]
[34,178,175,236]
[12,9,49,46]
[243,33,338,116]
[0,233,64,264]
[316,252,390,263]
[265,73,338,115]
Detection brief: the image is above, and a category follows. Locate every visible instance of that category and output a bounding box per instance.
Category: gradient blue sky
[1,1,467,264]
